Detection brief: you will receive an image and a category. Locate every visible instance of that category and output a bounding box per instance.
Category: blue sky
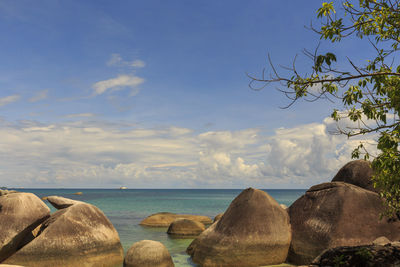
[0,0,375,188]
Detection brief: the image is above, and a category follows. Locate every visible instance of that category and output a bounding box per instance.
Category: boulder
[167,218,205,237]
[4,201,124,267]
[373,236,391,246]
[0,193,50,262]
[46,196,82,209]
[124,240,174,267]
[288,182,400,265]
[311,244,400,267]
[0,190,17,196]
[213,213,223,223]
[187,188,291,267]
[332,160,377,192]
[140,212,212,227]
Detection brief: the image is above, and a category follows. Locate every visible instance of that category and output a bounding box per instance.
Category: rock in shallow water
[4,201,123,267]
[124,240,174,267]
[288,182,400,265]
[167,218,205,237]
[187,187,291,267]
[140,212,212,227]
[0,193,50,262]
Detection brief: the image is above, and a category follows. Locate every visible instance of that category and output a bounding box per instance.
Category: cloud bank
[0,118,375,188]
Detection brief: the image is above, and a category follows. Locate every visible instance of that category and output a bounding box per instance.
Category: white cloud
[0,118,375,188]
[0,94,20,107]
[130,60,145,68]
[29,90,48,102]
[107,53,123,66]
[92,74,145,96]
[107,53,145,68]
[65,113,96,118]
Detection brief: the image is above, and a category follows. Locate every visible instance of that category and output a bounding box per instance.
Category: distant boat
[120,186,127,190]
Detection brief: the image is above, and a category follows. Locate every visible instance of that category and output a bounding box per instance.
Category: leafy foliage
[249,0,400,217]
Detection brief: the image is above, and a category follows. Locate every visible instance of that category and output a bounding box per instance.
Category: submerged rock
[124,240,174,267]
[187,187,291,267]
[288,182,400,265]
[4,201,123,267]
[140,212,212,227]
[332,160,377,192]
[167,218,205,237]
[0,193,50,262]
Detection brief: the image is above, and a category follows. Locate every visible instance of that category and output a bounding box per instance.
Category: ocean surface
[19,188,306,267]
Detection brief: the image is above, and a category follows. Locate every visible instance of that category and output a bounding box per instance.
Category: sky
[0,0,377,188]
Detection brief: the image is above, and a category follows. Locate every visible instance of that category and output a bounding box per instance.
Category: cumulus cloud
[107,53,145,68]
[29,90,48,102]
[92,74,144,96]
[0,94,20,107]
[0,118,375,188]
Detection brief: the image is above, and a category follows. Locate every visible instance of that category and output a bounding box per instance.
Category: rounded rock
[0,193,50,262]
[167,218,205,236]
[332,160,377,192]
[4,201,123,267]
[46,196,82,209]
[124,240,174,267]
[140,212,212,227]
[187,187,291,267]
[288,182,400,265]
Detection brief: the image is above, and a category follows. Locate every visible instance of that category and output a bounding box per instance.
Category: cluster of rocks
[139,212,213,238]
[3,159,399,267]
[0,193,123,267]
[181,159,400,266]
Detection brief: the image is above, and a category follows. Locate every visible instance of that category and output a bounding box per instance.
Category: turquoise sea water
[19,189,306,267]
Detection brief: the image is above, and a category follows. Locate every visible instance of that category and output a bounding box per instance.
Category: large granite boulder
[167,218,205,237]
[187,188,291,267]
[124,240,174,267]
[140,212,212,227]
[311,244,400,267]
[46,196,82,209]
[332,160,377,192]
[4,200,124,267]
[0,193,50,262]
[288,182,400,265]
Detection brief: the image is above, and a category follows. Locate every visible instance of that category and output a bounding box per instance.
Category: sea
[19,188,306,267]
